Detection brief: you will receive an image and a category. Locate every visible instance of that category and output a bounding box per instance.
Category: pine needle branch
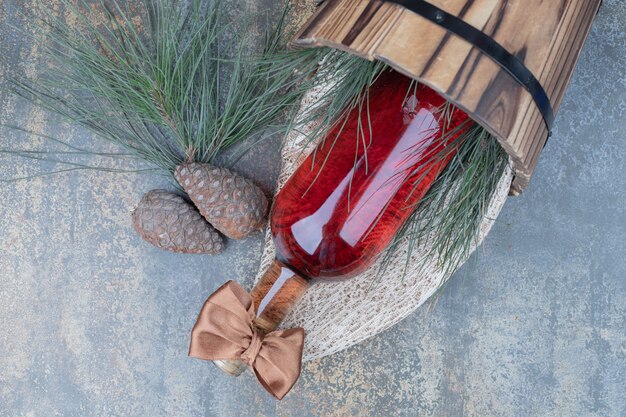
[4,0,316,179]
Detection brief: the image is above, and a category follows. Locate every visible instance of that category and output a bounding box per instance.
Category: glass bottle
[214,69,470,376]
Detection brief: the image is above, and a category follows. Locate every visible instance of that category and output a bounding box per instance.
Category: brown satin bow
[189,280,305,400]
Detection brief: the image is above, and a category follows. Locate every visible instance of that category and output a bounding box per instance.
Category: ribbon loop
[189,280,305,400]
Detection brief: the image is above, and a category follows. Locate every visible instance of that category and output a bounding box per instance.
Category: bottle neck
[250,259,310,334]
[212,259,310,378]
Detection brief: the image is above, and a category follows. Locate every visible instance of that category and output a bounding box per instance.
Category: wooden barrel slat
[349,3,402,53]
[517,0,590,162]
[511,0,580,155]
[525,0,598,169]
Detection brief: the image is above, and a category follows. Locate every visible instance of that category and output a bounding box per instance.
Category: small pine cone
[174,162,268,240]
[132,189,224,255]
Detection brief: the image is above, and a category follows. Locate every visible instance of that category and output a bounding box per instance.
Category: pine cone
[132,189,224,255]
[174,162,268,240]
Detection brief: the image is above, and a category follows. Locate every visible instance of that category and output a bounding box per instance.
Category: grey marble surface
[0,1,624,416]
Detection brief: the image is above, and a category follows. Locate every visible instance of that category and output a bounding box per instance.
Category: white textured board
[255,84,513,361]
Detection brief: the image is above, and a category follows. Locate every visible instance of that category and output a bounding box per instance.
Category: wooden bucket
[292,0,602,194]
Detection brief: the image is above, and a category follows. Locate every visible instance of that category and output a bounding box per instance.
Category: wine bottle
[214,69,470,376]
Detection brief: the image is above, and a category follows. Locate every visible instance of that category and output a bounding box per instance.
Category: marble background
[0,0,624,416]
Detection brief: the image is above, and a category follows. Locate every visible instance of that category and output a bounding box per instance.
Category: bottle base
[213,359,247,377]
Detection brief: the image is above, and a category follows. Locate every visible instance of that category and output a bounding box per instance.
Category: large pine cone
[132,189,224,255]
[174,162,268,240]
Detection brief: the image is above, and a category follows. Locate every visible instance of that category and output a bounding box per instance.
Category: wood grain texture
[292,0,602,193]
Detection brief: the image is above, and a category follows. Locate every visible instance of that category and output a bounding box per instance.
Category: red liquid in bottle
[271,69,470,280]
[214,69,473,376]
